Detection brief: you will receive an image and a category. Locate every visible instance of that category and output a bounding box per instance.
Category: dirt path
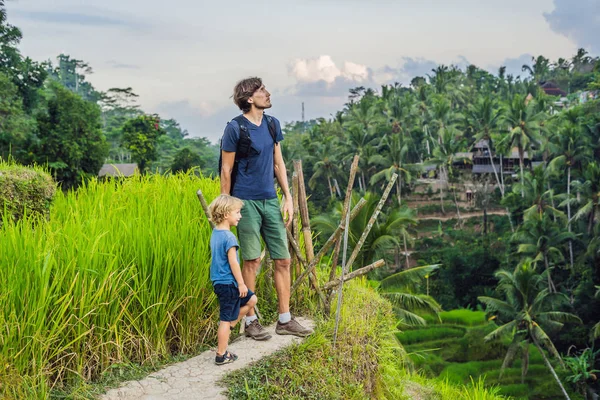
[100,317,314,400]
[417,210,507,221]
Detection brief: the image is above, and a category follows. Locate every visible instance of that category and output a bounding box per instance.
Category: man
[220,77,313,340]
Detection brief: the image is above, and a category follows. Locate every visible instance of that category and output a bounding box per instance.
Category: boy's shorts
[237,198,291,260]
[214,283,255,322]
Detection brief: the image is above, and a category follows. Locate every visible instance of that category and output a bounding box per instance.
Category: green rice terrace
[397,309,567,399]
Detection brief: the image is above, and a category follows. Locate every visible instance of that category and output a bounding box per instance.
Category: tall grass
[0,173,224,397]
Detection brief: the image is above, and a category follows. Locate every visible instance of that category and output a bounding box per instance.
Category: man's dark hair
[233,77,262,113]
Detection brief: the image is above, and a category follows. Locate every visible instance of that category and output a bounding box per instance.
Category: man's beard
[256,102,272,110]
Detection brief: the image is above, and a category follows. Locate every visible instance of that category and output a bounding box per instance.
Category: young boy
[209,194,259,365]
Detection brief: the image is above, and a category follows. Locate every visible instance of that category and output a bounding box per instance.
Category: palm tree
[501,94,545,197]
[513,211,573,293]
[551,111,591,269]
[378,264,441,326]
[571,162,600,235]
[467,95,505,196]
[369,133,412,206]
[478,261,580,399]
[521,55,551,82]
[342,126,377,192]
[308,137,342,198]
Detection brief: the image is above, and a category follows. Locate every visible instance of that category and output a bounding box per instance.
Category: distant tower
[302,102,305,124]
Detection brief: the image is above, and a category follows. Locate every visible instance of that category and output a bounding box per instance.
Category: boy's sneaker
[215,351,238,365]
[244,319,272,340]
[276,317,313,337]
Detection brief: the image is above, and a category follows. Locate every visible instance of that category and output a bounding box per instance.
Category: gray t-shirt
[221,115,284,200]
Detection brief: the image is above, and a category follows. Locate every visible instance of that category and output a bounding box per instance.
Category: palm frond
[395,309,427,327]
[484,320,517,342]
[379,265,440,291]
[381,292,442,314]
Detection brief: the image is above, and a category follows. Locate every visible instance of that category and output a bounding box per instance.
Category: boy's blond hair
[208,195,244,224]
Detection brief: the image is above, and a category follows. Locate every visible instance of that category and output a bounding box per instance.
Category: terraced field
[397,310,569,399]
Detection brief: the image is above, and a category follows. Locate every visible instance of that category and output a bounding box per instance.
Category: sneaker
[276,317,313,337]
[244,319,272,340]
[215,350,238,365]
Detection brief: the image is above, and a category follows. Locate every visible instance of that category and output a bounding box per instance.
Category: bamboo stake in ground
[341,173,398,275]
[332,173,398,346]
[286,228,327,305]
[294,160,314,258]
[293,159,322,293]
[291,198,367,294]
[329,155,360,282]
[291,172,301,280]
[323,259,385,290]
[196,189,215,229]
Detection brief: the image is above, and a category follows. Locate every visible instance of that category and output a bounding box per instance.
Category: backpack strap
[264,114,278,144]
[231,115,252,159]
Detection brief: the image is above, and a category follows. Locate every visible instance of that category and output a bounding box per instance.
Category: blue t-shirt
[221,114,284,200]
[209,229,239,286]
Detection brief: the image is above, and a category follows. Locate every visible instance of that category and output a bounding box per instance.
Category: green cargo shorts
[237,198,290,261]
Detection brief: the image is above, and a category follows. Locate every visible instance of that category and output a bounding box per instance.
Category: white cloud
[289,55,370,84]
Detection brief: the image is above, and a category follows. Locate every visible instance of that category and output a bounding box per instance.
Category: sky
[5,0,600,143]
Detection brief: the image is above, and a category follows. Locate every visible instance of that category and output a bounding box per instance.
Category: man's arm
[220,150,235,195]
[273,143,293,227]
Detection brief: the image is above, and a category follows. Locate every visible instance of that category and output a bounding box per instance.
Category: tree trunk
[522,340,530,384]
[548,181,557,222]
[361,172,366,193]
[396,177,402,206]
[487,143,504,197]
[403,232,410,270]
[500,153,505,190]
[333,178,342,197]
[532,338,572,400]
[439,167,446,214]
[544,254,557,293]
[452,185,462,221]
[327,176,334,198]
[567,166,574,270]
[483,206,488,235]
[519,146,525,198]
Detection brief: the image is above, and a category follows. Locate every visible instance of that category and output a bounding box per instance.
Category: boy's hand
[238,283,248,298]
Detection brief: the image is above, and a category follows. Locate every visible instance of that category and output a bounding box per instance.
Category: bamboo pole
[342,173,398,274]
[291,198,367,294]
[332,174,397,346]
[292,159,321,294]
[294,160,314,260]
[286,228,327,305]
[328,155,360,282]
[291,172,301,280]
[323,259,385,290]
[196,189,215,229]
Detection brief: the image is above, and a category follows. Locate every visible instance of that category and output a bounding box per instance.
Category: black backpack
[218,114,278,192]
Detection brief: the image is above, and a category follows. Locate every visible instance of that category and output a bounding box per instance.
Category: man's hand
[283,197,293,227]
[238,283,248,298]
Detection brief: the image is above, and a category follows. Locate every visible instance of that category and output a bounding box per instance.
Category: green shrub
[0,161,56,225]
[396,326,466,345]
